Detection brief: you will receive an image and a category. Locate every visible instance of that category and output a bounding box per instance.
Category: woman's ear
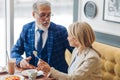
[73,38,78,42]
[73,38,78,45]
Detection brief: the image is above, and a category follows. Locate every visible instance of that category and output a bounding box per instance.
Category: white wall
[78,0,120,36]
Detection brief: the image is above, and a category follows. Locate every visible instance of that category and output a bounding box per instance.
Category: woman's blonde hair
[68,22,95,49]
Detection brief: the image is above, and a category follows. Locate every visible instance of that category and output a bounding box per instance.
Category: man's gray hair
[33,0,51,12]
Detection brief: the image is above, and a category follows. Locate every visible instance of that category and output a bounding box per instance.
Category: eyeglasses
[35,11,53,19]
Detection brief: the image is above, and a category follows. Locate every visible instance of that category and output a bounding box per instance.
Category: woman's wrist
[47,67,52,78]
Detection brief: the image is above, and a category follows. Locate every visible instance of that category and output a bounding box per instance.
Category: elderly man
[11,0,73,73]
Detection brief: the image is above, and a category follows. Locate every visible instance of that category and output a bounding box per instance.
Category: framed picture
[84,1,97,19]
[103,0,120,23]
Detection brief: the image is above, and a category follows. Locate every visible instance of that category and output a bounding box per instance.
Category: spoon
[33,51,41,60]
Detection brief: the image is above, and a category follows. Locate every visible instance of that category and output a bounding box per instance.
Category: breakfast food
[5,75,20,80]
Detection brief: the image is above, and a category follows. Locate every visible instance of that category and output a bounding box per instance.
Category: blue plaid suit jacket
[11,21,73,73]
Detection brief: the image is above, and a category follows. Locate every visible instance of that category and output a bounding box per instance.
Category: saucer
[21,69,44,77]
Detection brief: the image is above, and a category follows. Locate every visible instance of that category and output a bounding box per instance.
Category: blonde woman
[37,22,102,80]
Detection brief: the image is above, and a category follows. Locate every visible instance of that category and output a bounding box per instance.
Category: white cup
[28,70,37,80]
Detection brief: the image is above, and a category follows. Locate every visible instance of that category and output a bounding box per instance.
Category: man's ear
[32,11,35,18]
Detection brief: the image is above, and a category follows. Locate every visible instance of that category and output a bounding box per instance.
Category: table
[0,67,54,80]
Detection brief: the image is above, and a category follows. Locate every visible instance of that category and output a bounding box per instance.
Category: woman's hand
[19,56,35,69]
[37,59,50,73]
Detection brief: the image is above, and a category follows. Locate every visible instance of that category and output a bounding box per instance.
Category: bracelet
[47,71,51,78]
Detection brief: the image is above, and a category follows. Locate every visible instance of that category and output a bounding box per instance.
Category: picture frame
[84,1,97,19]
[103,0,120,23]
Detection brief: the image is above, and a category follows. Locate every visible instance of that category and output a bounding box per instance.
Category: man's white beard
[37,23,50,30]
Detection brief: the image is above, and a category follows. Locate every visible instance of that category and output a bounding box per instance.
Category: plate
[0,66,7,73]
[0,75,24,80]
[21,69,44,77]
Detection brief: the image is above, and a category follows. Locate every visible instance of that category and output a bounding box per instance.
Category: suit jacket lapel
[47,23,54,63]
[69,48,90,71]
[69,49,78,67]
[74,48,90,70]
[29,23,35,51]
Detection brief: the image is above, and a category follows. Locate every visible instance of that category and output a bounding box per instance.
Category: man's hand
[37,59,50,73]
[20,56,35,69]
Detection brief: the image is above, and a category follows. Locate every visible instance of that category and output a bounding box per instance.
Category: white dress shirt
[35,24,48,50]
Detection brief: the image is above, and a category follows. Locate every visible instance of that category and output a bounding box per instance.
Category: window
[0,0,74,66]
[14,0,73,42]
[0,0,6,66]
[50,0,73,27]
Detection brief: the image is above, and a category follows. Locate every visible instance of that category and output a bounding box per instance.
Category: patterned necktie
[37,30,44,51]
